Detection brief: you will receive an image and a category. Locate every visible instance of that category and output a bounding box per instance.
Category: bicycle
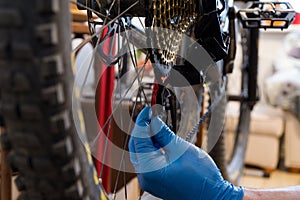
[0,0,295,199]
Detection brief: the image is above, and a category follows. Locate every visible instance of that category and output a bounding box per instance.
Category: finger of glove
[129,108,168,172]
[130,106,162,153]
[150,116,189,155]
[131,106,153,139]
[129,125,159,154]
[130,106,160,154]
[135,106,151,126]
[129,129,167,173]
[128,137,139,166]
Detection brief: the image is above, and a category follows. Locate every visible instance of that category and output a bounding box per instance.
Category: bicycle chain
[185,80,226,143]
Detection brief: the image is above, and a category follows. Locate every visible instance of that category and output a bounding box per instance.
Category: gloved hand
[129,106,244,200]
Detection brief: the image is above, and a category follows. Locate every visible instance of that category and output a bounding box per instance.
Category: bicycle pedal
[237,2,296,29]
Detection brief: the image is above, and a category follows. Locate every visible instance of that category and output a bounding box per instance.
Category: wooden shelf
[70,3,90,35]
[72,22,90,35]
[70,3,88,22]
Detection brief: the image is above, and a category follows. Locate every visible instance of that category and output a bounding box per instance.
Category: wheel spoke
[72,1,139,53]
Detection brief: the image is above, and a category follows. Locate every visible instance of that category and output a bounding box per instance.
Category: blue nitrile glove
[129,106,244,200]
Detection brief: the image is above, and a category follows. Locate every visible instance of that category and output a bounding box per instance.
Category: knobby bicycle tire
[0,1,106,199]
[209,27,258,184]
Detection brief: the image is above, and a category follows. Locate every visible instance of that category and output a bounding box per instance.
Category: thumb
[129,106,161,154]
[129,107,167,173]
[135,106,151,126]
[150,116,190,158]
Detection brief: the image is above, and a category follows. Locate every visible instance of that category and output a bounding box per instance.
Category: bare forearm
[243,186,300,200]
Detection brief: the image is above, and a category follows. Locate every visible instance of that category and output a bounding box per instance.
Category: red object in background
[151,82,159,105]
[96,27,115,193]
[293,13,300,24]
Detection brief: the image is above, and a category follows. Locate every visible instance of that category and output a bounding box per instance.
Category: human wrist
[220,183,244,200]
